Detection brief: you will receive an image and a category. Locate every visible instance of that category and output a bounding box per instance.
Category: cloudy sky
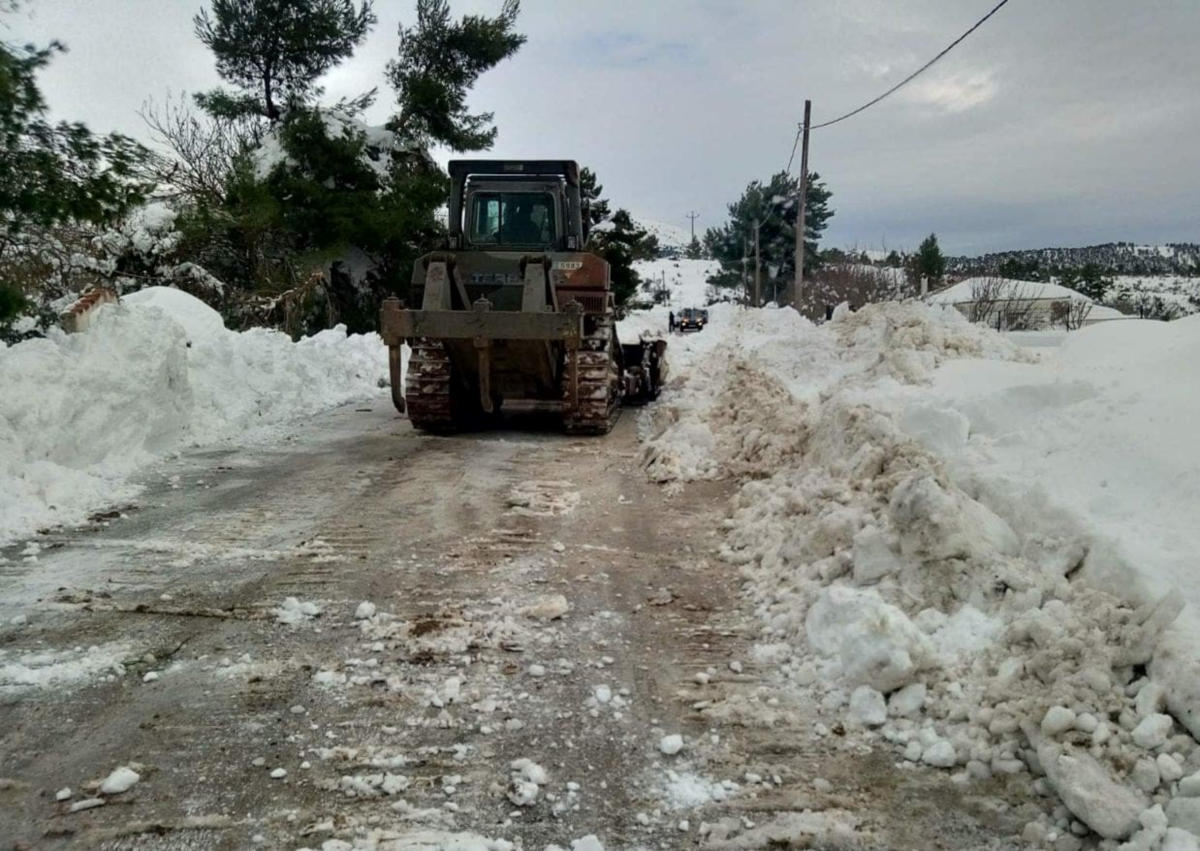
[8,0,1199,254]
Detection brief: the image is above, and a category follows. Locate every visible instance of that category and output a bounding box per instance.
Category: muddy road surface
[0,400,1035,849]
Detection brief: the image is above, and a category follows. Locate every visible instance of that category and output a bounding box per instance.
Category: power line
[808,0,1011,132]
[785,127,803,173]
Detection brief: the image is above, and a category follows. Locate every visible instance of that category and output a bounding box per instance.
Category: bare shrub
[804,262,914,318]
[1051,299,1093,330]
[139,94,262,204]
[967,277,1004,325]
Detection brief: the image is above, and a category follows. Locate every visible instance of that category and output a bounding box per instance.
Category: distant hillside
[948,242,1200,276]
[631,216,694,257]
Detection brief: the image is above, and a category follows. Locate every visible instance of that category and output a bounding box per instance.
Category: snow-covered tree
[1,14,148,331]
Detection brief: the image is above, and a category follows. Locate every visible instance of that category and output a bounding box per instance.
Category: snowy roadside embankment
[639,302,1200,848]
[0,287,391,546]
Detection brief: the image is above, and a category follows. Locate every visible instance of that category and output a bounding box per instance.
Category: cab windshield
[469,192,557,247]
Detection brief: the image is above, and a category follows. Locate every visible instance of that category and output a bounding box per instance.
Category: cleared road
[0,400,1028,849]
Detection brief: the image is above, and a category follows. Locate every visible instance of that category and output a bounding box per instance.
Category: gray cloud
[10,0,1199,254]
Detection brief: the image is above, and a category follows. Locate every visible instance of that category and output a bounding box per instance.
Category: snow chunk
[1037,743,1146,839]
[521,594,570,621]
[887,683,926,718]
[889,473,1018,562]
[847,685,887,727]
[805,585,930,692]
[508,758,548,806]
[354,601,377,620]
[274,597,320,625]
[921,739,956,768]
[1041,706,1077,737]
[1164,828,1200,851]
[1167,798,1200,837]
[850,526,900,584]
[99,766,140,795]
[659,734,684,755]
[1132,714,1174,749]
[570,838,604,851]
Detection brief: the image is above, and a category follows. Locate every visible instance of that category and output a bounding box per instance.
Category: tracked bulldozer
[380,160,665,435]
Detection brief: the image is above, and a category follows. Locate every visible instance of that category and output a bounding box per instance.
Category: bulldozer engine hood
[412,250,608,312]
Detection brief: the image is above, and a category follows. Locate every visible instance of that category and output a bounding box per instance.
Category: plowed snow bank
[639,301,1200,847]
[0,288,390,545]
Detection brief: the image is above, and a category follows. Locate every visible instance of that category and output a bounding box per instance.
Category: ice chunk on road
[659,734,684,755]
[521,594,570,621]
[508,758,548,807]
[354,601,377,619]
[99,766,140,795]
[273,597,320,625]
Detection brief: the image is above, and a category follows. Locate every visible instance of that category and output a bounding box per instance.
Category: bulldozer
[379,160,666,435]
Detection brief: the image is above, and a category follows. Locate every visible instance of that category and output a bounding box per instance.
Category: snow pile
[641,300,1200,845]
[0,288,389,545]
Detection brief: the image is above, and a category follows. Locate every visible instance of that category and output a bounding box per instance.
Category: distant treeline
[947,242,1200,279]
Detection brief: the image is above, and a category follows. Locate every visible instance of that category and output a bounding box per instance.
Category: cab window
[469,193,557,247]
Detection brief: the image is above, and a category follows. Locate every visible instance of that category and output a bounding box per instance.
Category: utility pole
[753,219,761,308]
[686,211,700,241]
[793,99,811,312]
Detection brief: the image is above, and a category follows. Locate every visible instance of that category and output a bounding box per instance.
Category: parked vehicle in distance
[677,307,708,332]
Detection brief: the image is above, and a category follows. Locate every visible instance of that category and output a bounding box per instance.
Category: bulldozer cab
[447,160,585,253]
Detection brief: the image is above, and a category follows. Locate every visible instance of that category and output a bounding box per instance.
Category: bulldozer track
[405,338,456,433]
[563,314,620,435]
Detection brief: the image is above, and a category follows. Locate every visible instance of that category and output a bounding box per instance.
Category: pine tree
[916,233,946,283]
[703,172,833,295]
[587,209,656,307]
[386,0,525,151]
[885,249,902,267]
[685,236,703,260]
[1074,262,1113,301]
[579,167,609,240]
[194,0,376,122]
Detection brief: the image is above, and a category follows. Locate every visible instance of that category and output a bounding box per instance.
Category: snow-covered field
[632,257,723,307]
[0,288,391,546]
[639,301,1200,847]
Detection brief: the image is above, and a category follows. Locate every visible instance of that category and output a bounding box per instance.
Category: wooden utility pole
[686,211,700,241]
[753,219,761,308]
[793,99,811,312]
[742,239,749,304]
